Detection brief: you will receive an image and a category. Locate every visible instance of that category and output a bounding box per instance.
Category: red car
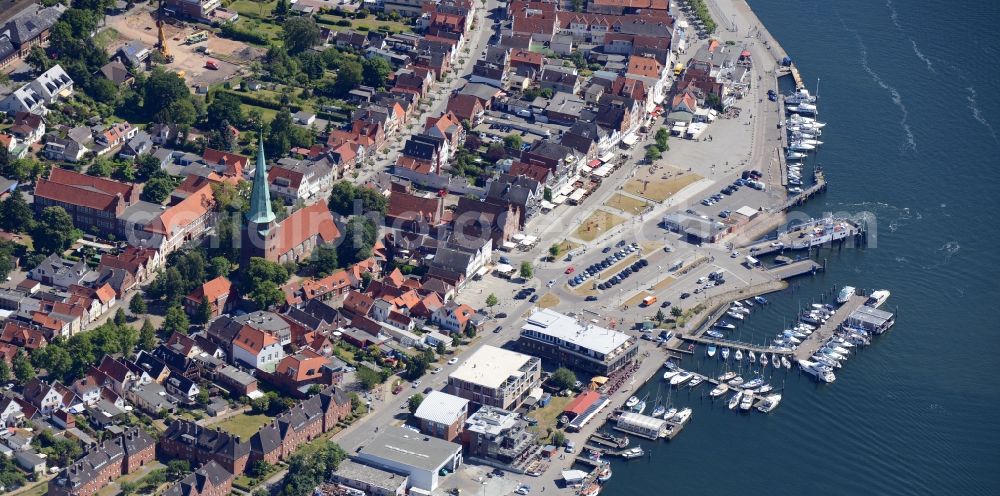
[565,266,575,274]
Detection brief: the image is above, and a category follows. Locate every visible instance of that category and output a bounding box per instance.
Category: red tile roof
[268,165,305,190]
[271,202,340,259]
[34,168,137,213]
[445,94,485,122]
[563,390,601,417]
[626,55,664,79]
[203,148,248,177]
[145,184,215,236]
[187,276,234,304]
[233,325,278,355]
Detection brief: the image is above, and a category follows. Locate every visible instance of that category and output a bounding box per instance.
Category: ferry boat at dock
[784,217,860,249]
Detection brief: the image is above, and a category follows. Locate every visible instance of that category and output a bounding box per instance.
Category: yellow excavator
[156,0,174,63]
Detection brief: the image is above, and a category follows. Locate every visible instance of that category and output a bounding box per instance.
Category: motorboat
[731,300,744,307]
[756,384,773,394]
[707,330,724,339]
[671,408,692,423]
[756,394,782,413]
[743,299,755,307]
[625,396,639,408]
[726,310,745,320]
[664,360,679,370]
[597,463,613,482]
[773,337,789,347]
[786,151,806,160]
[799,360,836,383]
[731,305,751,315]
[728,390,743,410]
[651,404,666,418]
[579,482,601,496]
[734,349,744,361]
[710,383,730,398]
[727,376,745,387]
[772,353,781,366]
[718,371,737,382]
[663,370,680,381]
[670,371,694,386]
[866,290,891,308]
[789,141,815,151]
[707,345,717,357]
[688,376,704,388]
[812,354,841,369]
[715,322,736,330]
[748,351,756,363]
[664,408,677,420]
[620,447,644,459]
[760,354,769,367]
[754,296,768,304]
[788,187,803,194]
[740,391,755,411]
[744,378,764,389]
[785,88,817,104]
[819,348,847,361]
[634,400,646,414]
[721,347,731,360]
[837,286,856,304]
[781,356,792,369]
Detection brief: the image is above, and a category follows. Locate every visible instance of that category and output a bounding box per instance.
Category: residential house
[161,420,250,475]
[0,64,74,115]
[119,131,153,160]
[33,168,141,237]
[48,427,156,496]
[430,302,477,333]
[470,47,510,88]
[92,122,138,156]
[539,68,581,95]
[97,60,133,86]
[184,276,236,319]
[0,4,64,71]
[267,158,336,205]
[28,253,90,289]
[445,94,485,126]
[161,460,234,496]
[231,325,285,372]
[9,112,45,145]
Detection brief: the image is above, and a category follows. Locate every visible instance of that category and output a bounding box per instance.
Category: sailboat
[625,396,639,408]
[748,351,756,363]
[707,345,717,357]
[781,356,792,369]
[651,403,666,418]
[760,353,769,367]
[715,321,736,330]
[721,347,731,360]
[734,349,743,361]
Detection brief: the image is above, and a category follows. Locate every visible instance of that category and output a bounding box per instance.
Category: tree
[12,349,35,382]
[209,257,232,279]
[249,280,284,310]
[138,319,156,351]
[407,393,424,413]
[141,176,176,204]
[32,206,80,254]
[362,57,392,89]
[655,309,666,322]
[485,293,498,310]
[0,241,17,281]
[30,345,72,382]
[436,341,446,356]
[196,388,211,405]
[242,258,290,293]
[333,60,363,98]
[310,245,338,277]
[328,181,387,216]
[136,155,162,182]
[207,93,245,130]
[551,367,576,390]
[264,108,293,159]
[273,0,289,17]
[551,430,567,447]
[89,77,119,104]
[194,297,213,325]
[144,67,196,124]
[167,460,191,479]
[88,157,114,177]
[0,190,34,232]
[645,146,661,162]
[539,88,554,99]
[128,293,147,315]
[503,134,523,150]
[114,308,127,326]
[25,45,52,73]
[0,360,10,383]
[655,128,670,149]
[283,17,321,54]
[520,261,533,279]
[548,244,560,259]
[162,305,190,335]
[356,366,382,390]
[250,395,270,414]
[338,216,377,266]
[670,307,683,317]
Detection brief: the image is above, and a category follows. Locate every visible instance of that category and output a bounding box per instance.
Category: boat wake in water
[886,0,935,74]
[965,87,998,142]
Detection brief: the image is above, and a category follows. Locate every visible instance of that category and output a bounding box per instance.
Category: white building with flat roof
[447,345,541,411]
[355,426,463,493]
[519,308,639,375]
[413,391,469,442]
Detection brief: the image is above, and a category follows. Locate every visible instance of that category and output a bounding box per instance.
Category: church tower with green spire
[241,134,277,268]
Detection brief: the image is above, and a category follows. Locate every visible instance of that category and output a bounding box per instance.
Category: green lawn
[241,103,278,122]
[325,17,413,34]
[214,413,274,439]
[234,17,283,46]
[229,0,278,19]
[527,395,572,440]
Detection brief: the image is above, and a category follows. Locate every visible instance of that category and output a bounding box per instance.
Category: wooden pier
[765,259,823,279]
[792,295,867,361]
[789,63,805,90]
[779,168,827,210]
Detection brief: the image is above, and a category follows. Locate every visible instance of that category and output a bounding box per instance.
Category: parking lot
[689,169,770,222]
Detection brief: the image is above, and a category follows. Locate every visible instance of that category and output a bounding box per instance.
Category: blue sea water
[599,0,1000,494]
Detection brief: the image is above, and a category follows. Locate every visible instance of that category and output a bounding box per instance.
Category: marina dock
[779,168,827,209]
[681,334,792,358]
[792,294,867,360]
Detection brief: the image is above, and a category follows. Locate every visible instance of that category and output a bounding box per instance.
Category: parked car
[529,294,539,303]
[585,295,599,301]
[660,300,672,308]
[680,292,691,299]
[565,266,575,274]
[493,325,503,333]
[448,357,459,365]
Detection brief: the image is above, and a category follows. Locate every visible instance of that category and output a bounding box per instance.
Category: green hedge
[220,24,269,45]
[217,89,303,112]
